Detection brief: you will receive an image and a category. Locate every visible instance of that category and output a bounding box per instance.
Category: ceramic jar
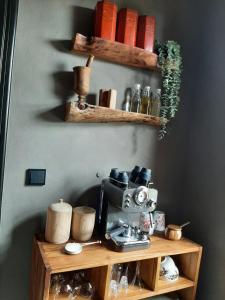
[45,199,72,244]
[160,256,179,282]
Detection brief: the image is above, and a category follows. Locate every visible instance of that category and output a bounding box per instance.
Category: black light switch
[26,169,46,186]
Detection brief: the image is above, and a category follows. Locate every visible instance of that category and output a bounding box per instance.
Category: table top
[36,235,202,274]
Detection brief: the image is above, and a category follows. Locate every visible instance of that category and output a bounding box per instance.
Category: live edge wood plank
[72,33,158,70]
[65,102,167,126]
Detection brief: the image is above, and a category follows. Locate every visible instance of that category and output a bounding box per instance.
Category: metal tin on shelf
[94,0,117,41]
[116,8,138,46]
[136,15,156,52]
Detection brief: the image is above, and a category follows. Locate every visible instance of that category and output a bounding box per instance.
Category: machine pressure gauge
[133,186,149,206]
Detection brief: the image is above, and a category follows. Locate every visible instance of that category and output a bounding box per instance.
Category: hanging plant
[156,41,182,139]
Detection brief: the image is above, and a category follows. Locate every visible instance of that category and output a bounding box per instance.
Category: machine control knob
[125,204,130,208]
[125,199,130,203]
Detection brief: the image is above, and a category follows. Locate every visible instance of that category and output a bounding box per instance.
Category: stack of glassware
[109,262,144,298]
[50,270,95,299]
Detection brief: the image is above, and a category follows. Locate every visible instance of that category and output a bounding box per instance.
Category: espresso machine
[99,167,158,252]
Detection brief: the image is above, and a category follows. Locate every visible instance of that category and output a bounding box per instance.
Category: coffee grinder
[99,167,158,252]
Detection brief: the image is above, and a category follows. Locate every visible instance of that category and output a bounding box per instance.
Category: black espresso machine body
[99,179,157,252]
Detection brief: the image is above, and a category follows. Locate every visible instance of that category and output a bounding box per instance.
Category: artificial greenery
[156,41,182,139]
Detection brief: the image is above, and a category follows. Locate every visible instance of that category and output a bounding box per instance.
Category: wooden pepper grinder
[73,55,94,109]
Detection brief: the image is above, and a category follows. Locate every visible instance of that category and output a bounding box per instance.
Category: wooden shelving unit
[30,235,202,300]
[72,33,159,70]
[65,102,167,126]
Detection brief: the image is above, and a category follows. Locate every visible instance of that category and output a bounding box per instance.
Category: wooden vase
[72,206,96,242]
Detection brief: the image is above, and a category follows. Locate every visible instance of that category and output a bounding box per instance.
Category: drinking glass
[50,274,64,299]
[130,262,143,290]
[119,275,128,294]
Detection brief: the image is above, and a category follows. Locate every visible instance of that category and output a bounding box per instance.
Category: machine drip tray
[105,237,150,252]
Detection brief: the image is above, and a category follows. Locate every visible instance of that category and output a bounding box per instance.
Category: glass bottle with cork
[131,84,142,113]
[150,88,161,117]
[140,86,151,114]
[122,88,132,112]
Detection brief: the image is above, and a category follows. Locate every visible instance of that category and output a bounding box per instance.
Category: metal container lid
[49,199,72,213]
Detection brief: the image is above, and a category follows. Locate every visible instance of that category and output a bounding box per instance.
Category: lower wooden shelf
[30,235,202,300]
[65,102,167,126]
[157,276,194,295]
[108,285,152,300]
[49,295,92,300]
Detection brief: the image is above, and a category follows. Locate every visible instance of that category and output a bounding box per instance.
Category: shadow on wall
[0,187,101,300]
[71,6,94,37]
[0,214,44,299]
[68,185,101,231]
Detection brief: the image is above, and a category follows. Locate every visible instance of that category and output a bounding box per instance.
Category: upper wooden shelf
[65,102,167,127]
[72,33,159,70]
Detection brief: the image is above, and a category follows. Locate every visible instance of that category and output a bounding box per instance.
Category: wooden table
[30,235,202,300]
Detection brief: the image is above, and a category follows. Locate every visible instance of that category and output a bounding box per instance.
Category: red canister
[94,0,117,41]
[116,8,138,46]
[136,16,156,52]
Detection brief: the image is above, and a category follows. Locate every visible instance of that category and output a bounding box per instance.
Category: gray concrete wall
[0,0,185,299]
[155,0,225,299]
[174,0,225,299]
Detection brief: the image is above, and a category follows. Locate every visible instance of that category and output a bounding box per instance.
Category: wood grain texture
[36,236,201,274]
[72,33,158,70]
[87,266,111,300]
[31,235,202,300]
[30,238,51,300]
[177,248,202,300]
[140,257,161,291]
[65,102,167,126]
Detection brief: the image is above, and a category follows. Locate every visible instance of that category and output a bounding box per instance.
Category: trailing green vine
[156,41,182,139]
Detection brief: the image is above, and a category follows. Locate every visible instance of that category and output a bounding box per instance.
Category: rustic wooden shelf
[30,235,202,300]
[72,33,159,70]
[65,102,167,126]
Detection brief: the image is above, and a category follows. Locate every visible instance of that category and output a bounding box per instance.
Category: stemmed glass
[50,274,64,299]
[50,271,95,299]
[130,262,143,290]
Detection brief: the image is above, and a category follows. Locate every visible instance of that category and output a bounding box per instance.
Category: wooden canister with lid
[165,224,182,241]
[45,199,72,244]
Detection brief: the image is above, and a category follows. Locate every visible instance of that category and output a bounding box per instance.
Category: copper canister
[94,0,117,41]
[136,16,156,52]
[116,8,138,46]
